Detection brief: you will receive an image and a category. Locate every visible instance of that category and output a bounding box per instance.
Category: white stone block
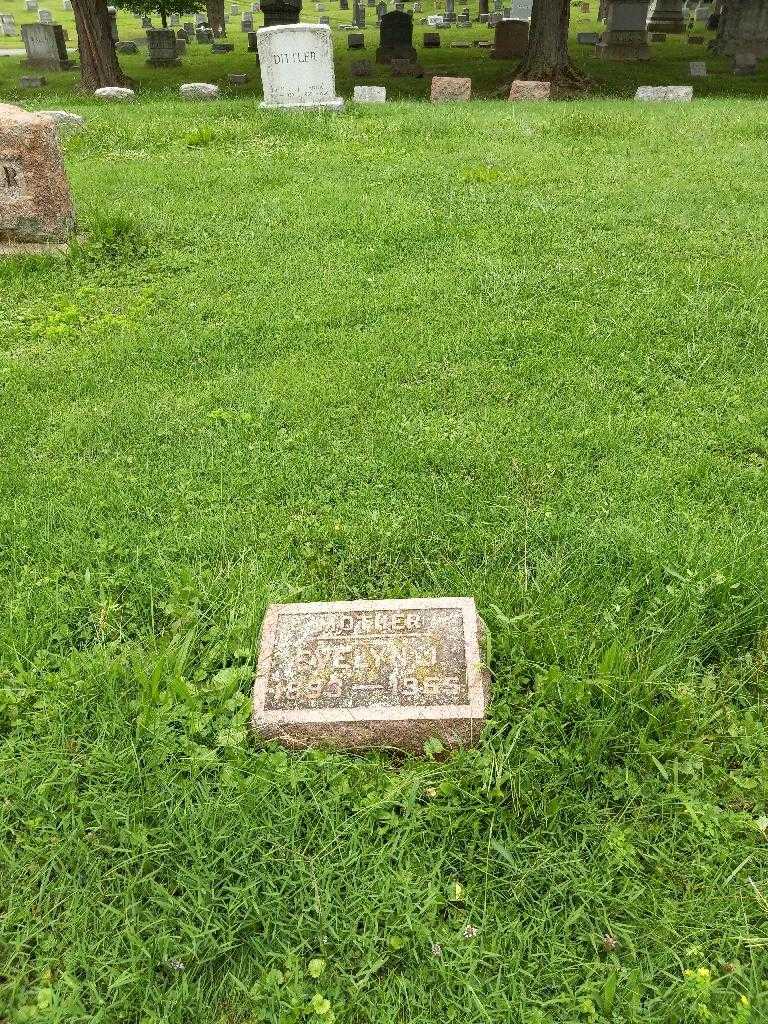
[635,84,693,100]
[257,23,344,110]
[179,82,220,99]
[353,84,386,101]
[94,87,135,101]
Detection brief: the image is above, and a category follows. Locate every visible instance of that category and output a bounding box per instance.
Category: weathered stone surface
[508,79,551,99]
[180,82,220,99]
[116,40,138,53]
[94,86,135,100]
[20,75,46,87]
[597,0,650,60]
[687,33,704,43]
[252,597,489,751]
[21,22,73,69]
[37,109,85,131]
[257,23,344,109]
[689,58,706,74]
[634,83,692,99]
[577,31,600,43]
[228,72,249,84]
[491,18,528,57]
[0,103,74,246]
[647,0,685,32]
[430,74,471,101]
[353,83,386,100]
[350,58,373,74]
[423,30,440,45]
[348,31,365,46]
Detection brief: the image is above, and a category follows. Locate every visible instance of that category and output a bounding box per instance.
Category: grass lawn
[1,4,768,100]
[2,94,768,1023]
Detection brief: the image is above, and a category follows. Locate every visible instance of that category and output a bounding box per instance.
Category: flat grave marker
[252,597,488,751]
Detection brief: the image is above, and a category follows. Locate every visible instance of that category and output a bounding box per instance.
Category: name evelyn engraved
[273,49,318,64]
[264,607,468,711]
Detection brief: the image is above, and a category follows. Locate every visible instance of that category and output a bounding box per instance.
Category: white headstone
[635,84,692,100]
[509,0,533,19]
[354,84,386,101]
[257,24,344,110]
[180,82,220,99]
[94,86,135,101]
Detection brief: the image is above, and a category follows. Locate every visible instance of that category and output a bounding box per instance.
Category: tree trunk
[71,0,127,90]
[160,6,168,27]
[715,0,768,54]
[206,0,226,35]
[518,0,585,84]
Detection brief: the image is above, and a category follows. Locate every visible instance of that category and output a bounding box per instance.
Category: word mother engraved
[252,597,488,751]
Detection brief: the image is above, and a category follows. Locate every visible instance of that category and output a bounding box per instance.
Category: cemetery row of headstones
[3,14,715,253]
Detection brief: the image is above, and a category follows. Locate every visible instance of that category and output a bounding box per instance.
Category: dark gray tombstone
[146,27,180,64]
[376,9,415,62]
[260,0,302,26]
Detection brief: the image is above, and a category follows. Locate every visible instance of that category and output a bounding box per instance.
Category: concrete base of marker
[596,34,650,59]
[260,97,344,109]
[22,57,76,69]
[0,240,70,255]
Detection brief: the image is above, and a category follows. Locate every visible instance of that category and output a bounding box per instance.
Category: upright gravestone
[1,13,16,35]
[492,18,528,55]
[509,0,533,19]
[24,0,38,9]
[38,9,53,24]
[597,0,650,59]
[257,23,344,108]
[260,0,302,25]
[647,0,684,32]
[353,0,366,27]
[107,5,118,40]
[444,0,455,20]
[146,28,180,64]
[252,598,488,751]
[242,12,254,28]
[21,23,73,69]
[376,10,415,62]
[0,104,74,249]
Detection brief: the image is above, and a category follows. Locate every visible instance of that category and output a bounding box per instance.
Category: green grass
[1,2,768,100]
[2,96,768,1023]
